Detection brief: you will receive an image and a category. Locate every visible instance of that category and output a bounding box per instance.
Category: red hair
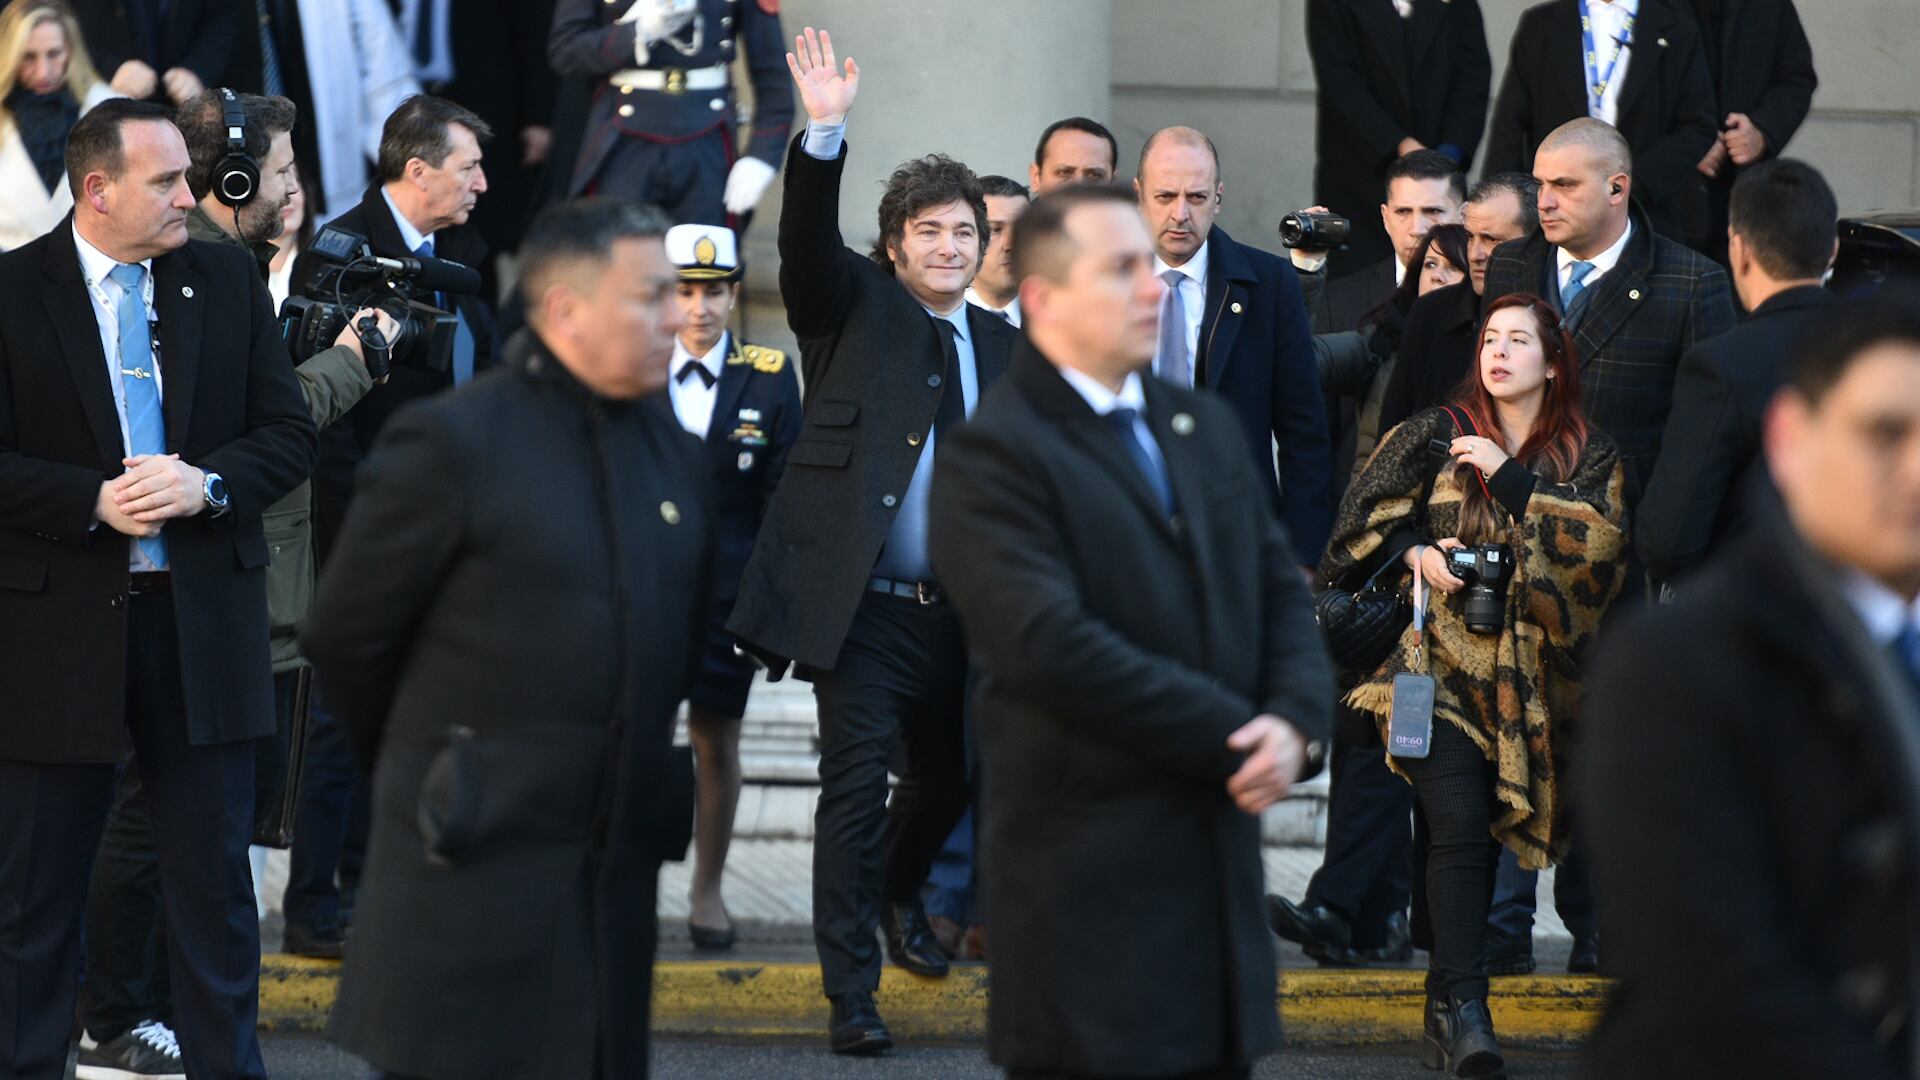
[1446,293,1592,539]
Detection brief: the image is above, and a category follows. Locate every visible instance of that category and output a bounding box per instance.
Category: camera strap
[1440,404,1497,505]
[1411,549,1429,670]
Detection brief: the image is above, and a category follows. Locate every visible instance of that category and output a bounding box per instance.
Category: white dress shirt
[73,223,164,572]
[1152,242,1209,387]
[1557,218,1633,294]
[668,332,728,441]
[1840,568,1920,650]
[381,185,433,253]
[1583,0,1639,127]
[1053,364,1169,481]
[1391,0,1415,19]
[965,288,1021,328]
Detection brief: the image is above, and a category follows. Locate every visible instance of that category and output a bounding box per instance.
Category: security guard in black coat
[549,0,794,227]
[662,224,802,948]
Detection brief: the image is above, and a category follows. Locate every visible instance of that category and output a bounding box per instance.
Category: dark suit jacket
[725,134,1016,674]
[303,334,709,1079]
[1485,0,1719,249]
[1312,256,1398,335]
[1196,226,1335,560]
[1582,524,1919,1080]
[1379,279,1481,435]
[1634,285,1831,584]
[444,0,560,259]
[928,339,1333,1076]
[70,0,239,97]
[0,225,317,761]
[1481,204,1736,492]
[1307,0,1491,275]
[1689,0,1819,261]
[293,182,497,552]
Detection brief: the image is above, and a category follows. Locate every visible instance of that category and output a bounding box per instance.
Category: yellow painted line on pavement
[260,957,1605,1045]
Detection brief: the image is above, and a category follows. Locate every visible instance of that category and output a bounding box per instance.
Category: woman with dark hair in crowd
[1319,292,1629,1078]
[0,0,114,249]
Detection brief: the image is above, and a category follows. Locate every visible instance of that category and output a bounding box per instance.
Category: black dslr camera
[279,225,479,379]
[1278,210,1351,252]
[1445,543,1513,635]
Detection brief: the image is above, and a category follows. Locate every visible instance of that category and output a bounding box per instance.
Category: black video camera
[279,225,480,379]
[1279,210,1351,252]
[1445,543,1513,635]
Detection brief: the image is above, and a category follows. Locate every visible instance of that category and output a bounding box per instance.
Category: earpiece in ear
[1611,183,1622,196]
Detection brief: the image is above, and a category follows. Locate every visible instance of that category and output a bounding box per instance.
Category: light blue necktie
[1154,269,1192,388]
[1104,408,1176,517]
[417,238,475,384]
[1561,260,1597,316]
[109,263,168,570]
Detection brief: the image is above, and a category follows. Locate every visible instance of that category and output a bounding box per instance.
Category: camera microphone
[369,253,484,296]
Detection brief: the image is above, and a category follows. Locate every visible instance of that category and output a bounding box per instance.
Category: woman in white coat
[0,0,116,250]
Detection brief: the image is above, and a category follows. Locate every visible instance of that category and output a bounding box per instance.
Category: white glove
[1289,247,1329,274]
[616,0,698,42]
[724,157,778,215]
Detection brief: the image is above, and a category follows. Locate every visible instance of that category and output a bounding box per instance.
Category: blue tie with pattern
[417,238,475,384]
[1561,260,1597,319]
[109,263,168,570]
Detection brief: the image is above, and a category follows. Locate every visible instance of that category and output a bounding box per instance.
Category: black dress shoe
[1266,894,1361,966]
[1482,932,1536,976]
[688,919,736,950]
[1567,931,1599,974]
[884,901,951,978]
[828,991,893,1056]
[1359,910,1413,963]
[284,916,347,960]
[1424,994,1506,1078]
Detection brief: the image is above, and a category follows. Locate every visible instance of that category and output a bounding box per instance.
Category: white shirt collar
[672,331,728,378]
[1393,256,1408,287]
[924,303,972,343]
[380,185,433,253]
[1839,567,1920,648]
[1153,239,1210,291]
[1558,218,1633,280]
[1053,363,1148,417]
[73,222,149,288]
[964,287,1020,323]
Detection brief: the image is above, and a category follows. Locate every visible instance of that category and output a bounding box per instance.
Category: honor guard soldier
[663,223,802,950]
[550,0,795,227]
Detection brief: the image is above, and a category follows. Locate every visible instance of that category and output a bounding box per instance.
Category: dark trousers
[1397,715,1500,1002]
[285,690,364,930]
[581,126,730,229]
[810,591,971,996]
[923,805,978,925]
[0,594,264,1080]
[1488,823,1595,942]
[1303,717,1414,947]
[1009,1067,1251,1080]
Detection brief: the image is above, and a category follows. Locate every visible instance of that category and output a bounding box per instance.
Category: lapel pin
[181,286,193,298]
[1171,412,1196,436]
[737,451,755,471]
[1657,36,1668,47]
[1230,302,1243,314]
[1629,289,1642,300]
[660,501,681,525]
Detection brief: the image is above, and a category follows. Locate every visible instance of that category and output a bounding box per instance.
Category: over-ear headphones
[213,88,259,208]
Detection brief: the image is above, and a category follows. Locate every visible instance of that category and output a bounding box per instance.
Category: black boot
[827,991,893,1055]
[883,900,951,977]
[1423,994,1505,1078]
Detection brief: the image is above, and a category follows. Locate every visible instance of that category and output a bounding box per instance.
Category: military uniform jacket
[726,134,1017,674]
[698,335,802,618]
[549,0,794,195]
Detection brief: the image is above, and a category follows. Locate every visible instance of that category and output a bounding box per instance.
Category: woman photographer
[0,0,113,250]
[1320,293,1629,1078]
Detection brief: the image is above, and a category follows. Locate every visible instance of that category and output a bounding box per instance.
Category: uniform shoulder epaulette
[735,344,786,374]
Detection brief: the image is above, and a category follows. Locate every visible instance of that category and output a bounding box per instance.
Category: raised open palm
[786,27,860,124]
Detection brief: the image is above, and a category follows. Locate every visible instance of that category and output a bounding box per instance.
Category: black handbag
[1313,409,1461,672]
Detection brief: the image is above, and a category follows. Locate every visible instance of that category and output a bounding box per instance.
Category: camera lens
[1462,586,1503,635]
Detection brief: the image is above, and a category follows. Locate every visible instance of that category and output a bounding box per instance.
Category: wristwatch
[202,471,230,517]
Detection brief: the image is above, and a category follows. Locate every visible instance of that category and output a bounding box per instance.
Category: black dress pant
[1303,710,1414,947]
[1396,714,1500,1002]
[285,689,366,932]
[810,591,971,997]
[0,594,264,1080]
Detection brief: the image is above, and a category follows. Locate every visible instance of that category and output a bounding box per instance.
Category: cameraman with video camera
[1316,292,1629,1079]
[68,86,397,1073]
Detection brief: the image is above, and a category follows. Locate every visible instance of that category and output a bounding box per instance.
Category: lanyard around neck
[1577,0,1636,115]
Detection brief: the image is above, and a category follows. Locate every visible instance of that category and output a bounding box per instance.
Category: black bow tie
[676,361,716,389]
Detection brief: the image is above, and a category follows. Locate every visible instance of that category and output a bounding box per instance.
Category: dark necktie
[416,238,474,383]
[676,361,715,388]
[934,319,966,433]
[1103,407,1176,517]
[255,0,285,96]
[1891,623,1920,704]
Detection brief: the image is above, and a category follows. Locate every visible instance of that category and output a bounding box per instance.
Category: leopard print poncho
[1318,408,1629,869]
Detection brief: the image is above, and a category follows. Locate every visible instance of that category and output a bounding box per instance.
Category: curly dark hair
[868,154,989,275]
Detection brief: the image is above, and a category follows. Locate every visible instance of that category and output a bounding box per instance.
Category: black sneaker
[75,1019,185,1080]
[284,914,348,959]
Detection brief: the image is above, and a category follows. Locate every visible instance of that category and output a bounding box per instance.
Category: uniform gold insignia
[694,235,718,267]
[744,345,786,374]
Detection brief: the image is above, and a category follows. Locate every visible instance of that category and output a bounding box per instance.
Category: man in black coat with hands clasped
[724,28,1016,1055]
[930,183,1333,1080]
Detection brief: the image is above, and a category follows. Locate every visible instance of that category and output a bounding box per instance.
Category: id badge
[1387,672,1436,759]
